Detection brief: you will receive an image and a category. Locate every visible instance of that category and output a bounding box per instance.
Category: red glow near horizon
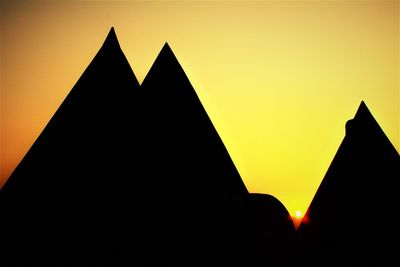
[291,211,310,229]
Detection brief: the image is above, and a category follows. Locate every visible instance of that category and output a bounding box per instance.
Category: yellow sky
[1,0,399,216]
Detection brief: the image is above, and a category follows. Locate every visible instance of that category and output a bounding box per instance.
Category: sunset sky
[1,0,398,217]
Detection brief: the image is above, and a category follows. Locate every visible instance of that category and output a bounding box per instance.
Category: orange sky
[1,0,398,216]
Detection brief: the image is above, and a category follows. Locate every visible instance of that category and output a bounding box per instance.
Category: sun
[291,210,304,229]
[294,211,302,219]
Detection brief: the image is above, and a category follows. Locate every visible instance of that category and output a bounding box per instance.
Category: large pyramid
[296,101,400,266]
[1,28,295,266]
[0,27,142,266]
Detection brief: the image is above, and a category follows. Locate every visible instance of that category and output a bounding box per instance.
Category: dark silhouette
[121,41,250,266]
[242,194,295,266]
[293,101,400,267]
[140,42,248,197]
[0,27,294,266]
[0,27,141,266]
[109,39,295,266]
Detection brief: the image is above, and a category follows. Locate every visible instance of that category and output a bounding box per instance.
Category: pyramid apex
[163,42,171,49]
[78,26,140,89]
[345,101,381,137]
[357,100,368,112]
[354,101,373,121]
[141,42,182,86]
[101,27,120,50]
[158,42,175,58]
[106,26,117,39]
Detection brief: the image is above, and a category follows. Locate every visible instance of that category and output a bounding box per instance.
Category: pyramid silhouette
[0,27,142,266]
[140,42,247,196]
[294,101,400,267]
[0,28,294,266]
[136,42,294,265]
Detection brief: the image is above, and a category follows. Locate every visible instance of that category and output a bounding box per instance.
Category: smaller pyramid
[295,101,400,267]
[139,42,248,197]
[118,42,250,266]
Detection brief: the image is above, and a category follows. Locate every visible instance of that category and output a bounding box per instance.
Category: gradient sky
[1,0,398,217]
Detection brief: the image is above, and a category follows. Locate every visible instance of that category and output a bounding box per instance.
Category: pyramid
[296,101,400,266]
[139,43,247,196]
[132,43,295,266]
[128,43,248,265]
[0,28,141,266]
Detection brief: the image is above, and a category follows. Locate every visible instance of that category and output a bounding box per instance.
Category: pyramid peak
[108,26,116,36]
[163,42,171,49]
[156,42,177,61]
[354,101,374,121]
[101,27,121,50]
[161,42,172,52]
[345,101,381,136]
[141,42,184,87]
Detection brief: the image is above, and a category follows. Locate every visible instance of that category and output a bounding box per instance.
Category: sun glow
[291,211,304,229]
[295,211,302,219]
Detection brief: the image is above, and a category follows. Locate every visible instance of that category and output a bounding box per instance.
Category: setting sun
[292,210,304,229]
[295,211,302,219]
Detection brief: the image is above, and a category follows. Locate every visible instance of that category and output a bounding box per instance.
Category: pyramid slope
[296,101,400,266]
